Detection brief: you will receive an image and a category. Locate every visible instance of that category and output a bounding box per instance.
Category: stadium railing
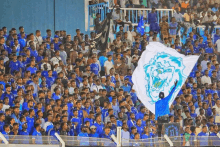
[1,133,220,146]
[0,133,60,147]
[88,2,110,31]
[60,135,116,146]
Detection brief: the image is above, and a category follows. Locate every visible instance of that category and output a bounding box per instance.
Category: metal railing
[88,2,110,31]
[60,135,116,146]
[1,133,220,146]
[0,134,60,145]
[109,8,174,24]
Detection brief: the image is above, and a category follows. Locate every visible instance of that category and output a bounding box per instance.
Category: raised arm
[165,80,178,101]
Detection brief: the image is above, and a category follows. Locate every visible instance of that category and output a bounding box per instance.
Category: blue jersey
[1,92,14,106]
[77,132,89,146]
[0,121,5,132]
[148,12,157,23]
[193,46,200,54]
[135,125,144,134]
[94,122,104,137]
[197,132,209,146]
[9,60,21,74]
[54,42,61,50]
[205,47,214,54]
[30,49,38,57]
[26,116,35,134]
[32,129,43,144]
[18,38,26,51]
[135,112,145,120]
[52,93,61,100]
[155,84,176,120]
[90,63,99,75]
[84,118,94,126]
[26,66,37,74]
[121,85,131,92]
[46,77,55,88]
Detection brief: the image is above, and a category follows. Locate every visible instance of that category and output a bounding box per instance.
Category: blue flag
[137,16,145,35]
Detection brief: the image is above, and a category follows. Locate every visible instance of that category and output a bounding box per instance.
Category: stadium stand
[1,0,220,146]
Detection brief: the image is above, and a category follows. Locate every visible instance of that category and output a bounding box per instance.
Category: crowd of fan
[0,0,220,146]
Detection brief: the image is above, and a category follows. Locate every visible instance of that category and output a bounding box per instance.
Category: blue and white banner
[132,42,199,114]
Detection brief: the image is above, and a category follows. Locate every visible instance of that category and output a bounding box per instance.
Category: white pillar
[55,133,65,147]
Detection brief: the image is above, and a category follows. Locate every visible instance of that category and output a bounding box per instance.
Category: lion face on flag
[143,52,186,104]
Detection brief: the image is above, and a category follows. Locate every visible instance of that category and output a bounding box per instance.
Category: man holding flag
[132,42,199,122]
[155,80,178,120]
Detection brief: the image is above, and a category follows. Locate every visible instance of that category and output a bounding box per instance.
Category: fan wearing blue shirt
[27,60,37,74]
[29,42,38,58]
[141,126,154,139]
[124,69,133,86]
[89,125,99,146]
[210,125,219,146]
[1,84,14,106]
[52,88,61,101]
[71,110,81,135]
[84,111,94,126]
[101,127,113,146]
[17,26,27,40]
[205,42,215,54]
[197,126,209,146]
[121,78,131,92]
[135,106,146,120]
[148,7,159,32]
[90,57,100,75]
[32,124,43,144]
[9,54,22,75]
[135,119,144,135]
[94,114,104,137]
[53,35,62,51]
[0,113,5,132]
[46,70,55,89]
[155,81,177,120]
[99,52,108,72]
[26,109,35,134]
[43,29,53,42]
[193,40,201,54]
[1,124,10,143]
[77,126,89,146]
[214,29,220,43]
[18,32,26,51]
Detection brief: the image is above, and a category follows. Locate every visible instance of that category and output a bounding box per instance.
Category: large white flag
[132,42,199,114]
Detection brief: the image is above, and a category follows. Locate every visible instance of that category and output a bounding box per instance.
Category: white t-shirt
[104,60,114,75]
[50,56,61,66]
[201,75,212,85]
[132,0,140,5]
[34,36,43,45]
[213,105,220,116]
[2,104,10,112]
[216,39,220,52]
[201,60,208,71]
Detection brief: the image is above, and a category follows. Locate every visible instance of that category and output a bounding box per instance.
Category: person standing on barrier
[148,7,159,33]
[183,9,195,37]
[202,11,215,35]
[112,8,124,31]
[159,16,169,41]
[174,8,186,36]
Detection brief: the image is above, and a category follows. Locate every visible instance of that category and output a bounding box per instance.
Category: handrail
[55,133,65,147]
[87,2,110,31]
[0,132,9,144]
[110,8,174,11]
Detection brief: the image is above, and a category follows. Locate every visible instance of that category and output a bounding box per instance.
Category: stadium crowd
[0,0,220,146]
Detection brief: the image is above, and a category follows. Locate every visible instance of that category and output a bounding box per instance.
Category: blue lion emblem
[144,52,186,104]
